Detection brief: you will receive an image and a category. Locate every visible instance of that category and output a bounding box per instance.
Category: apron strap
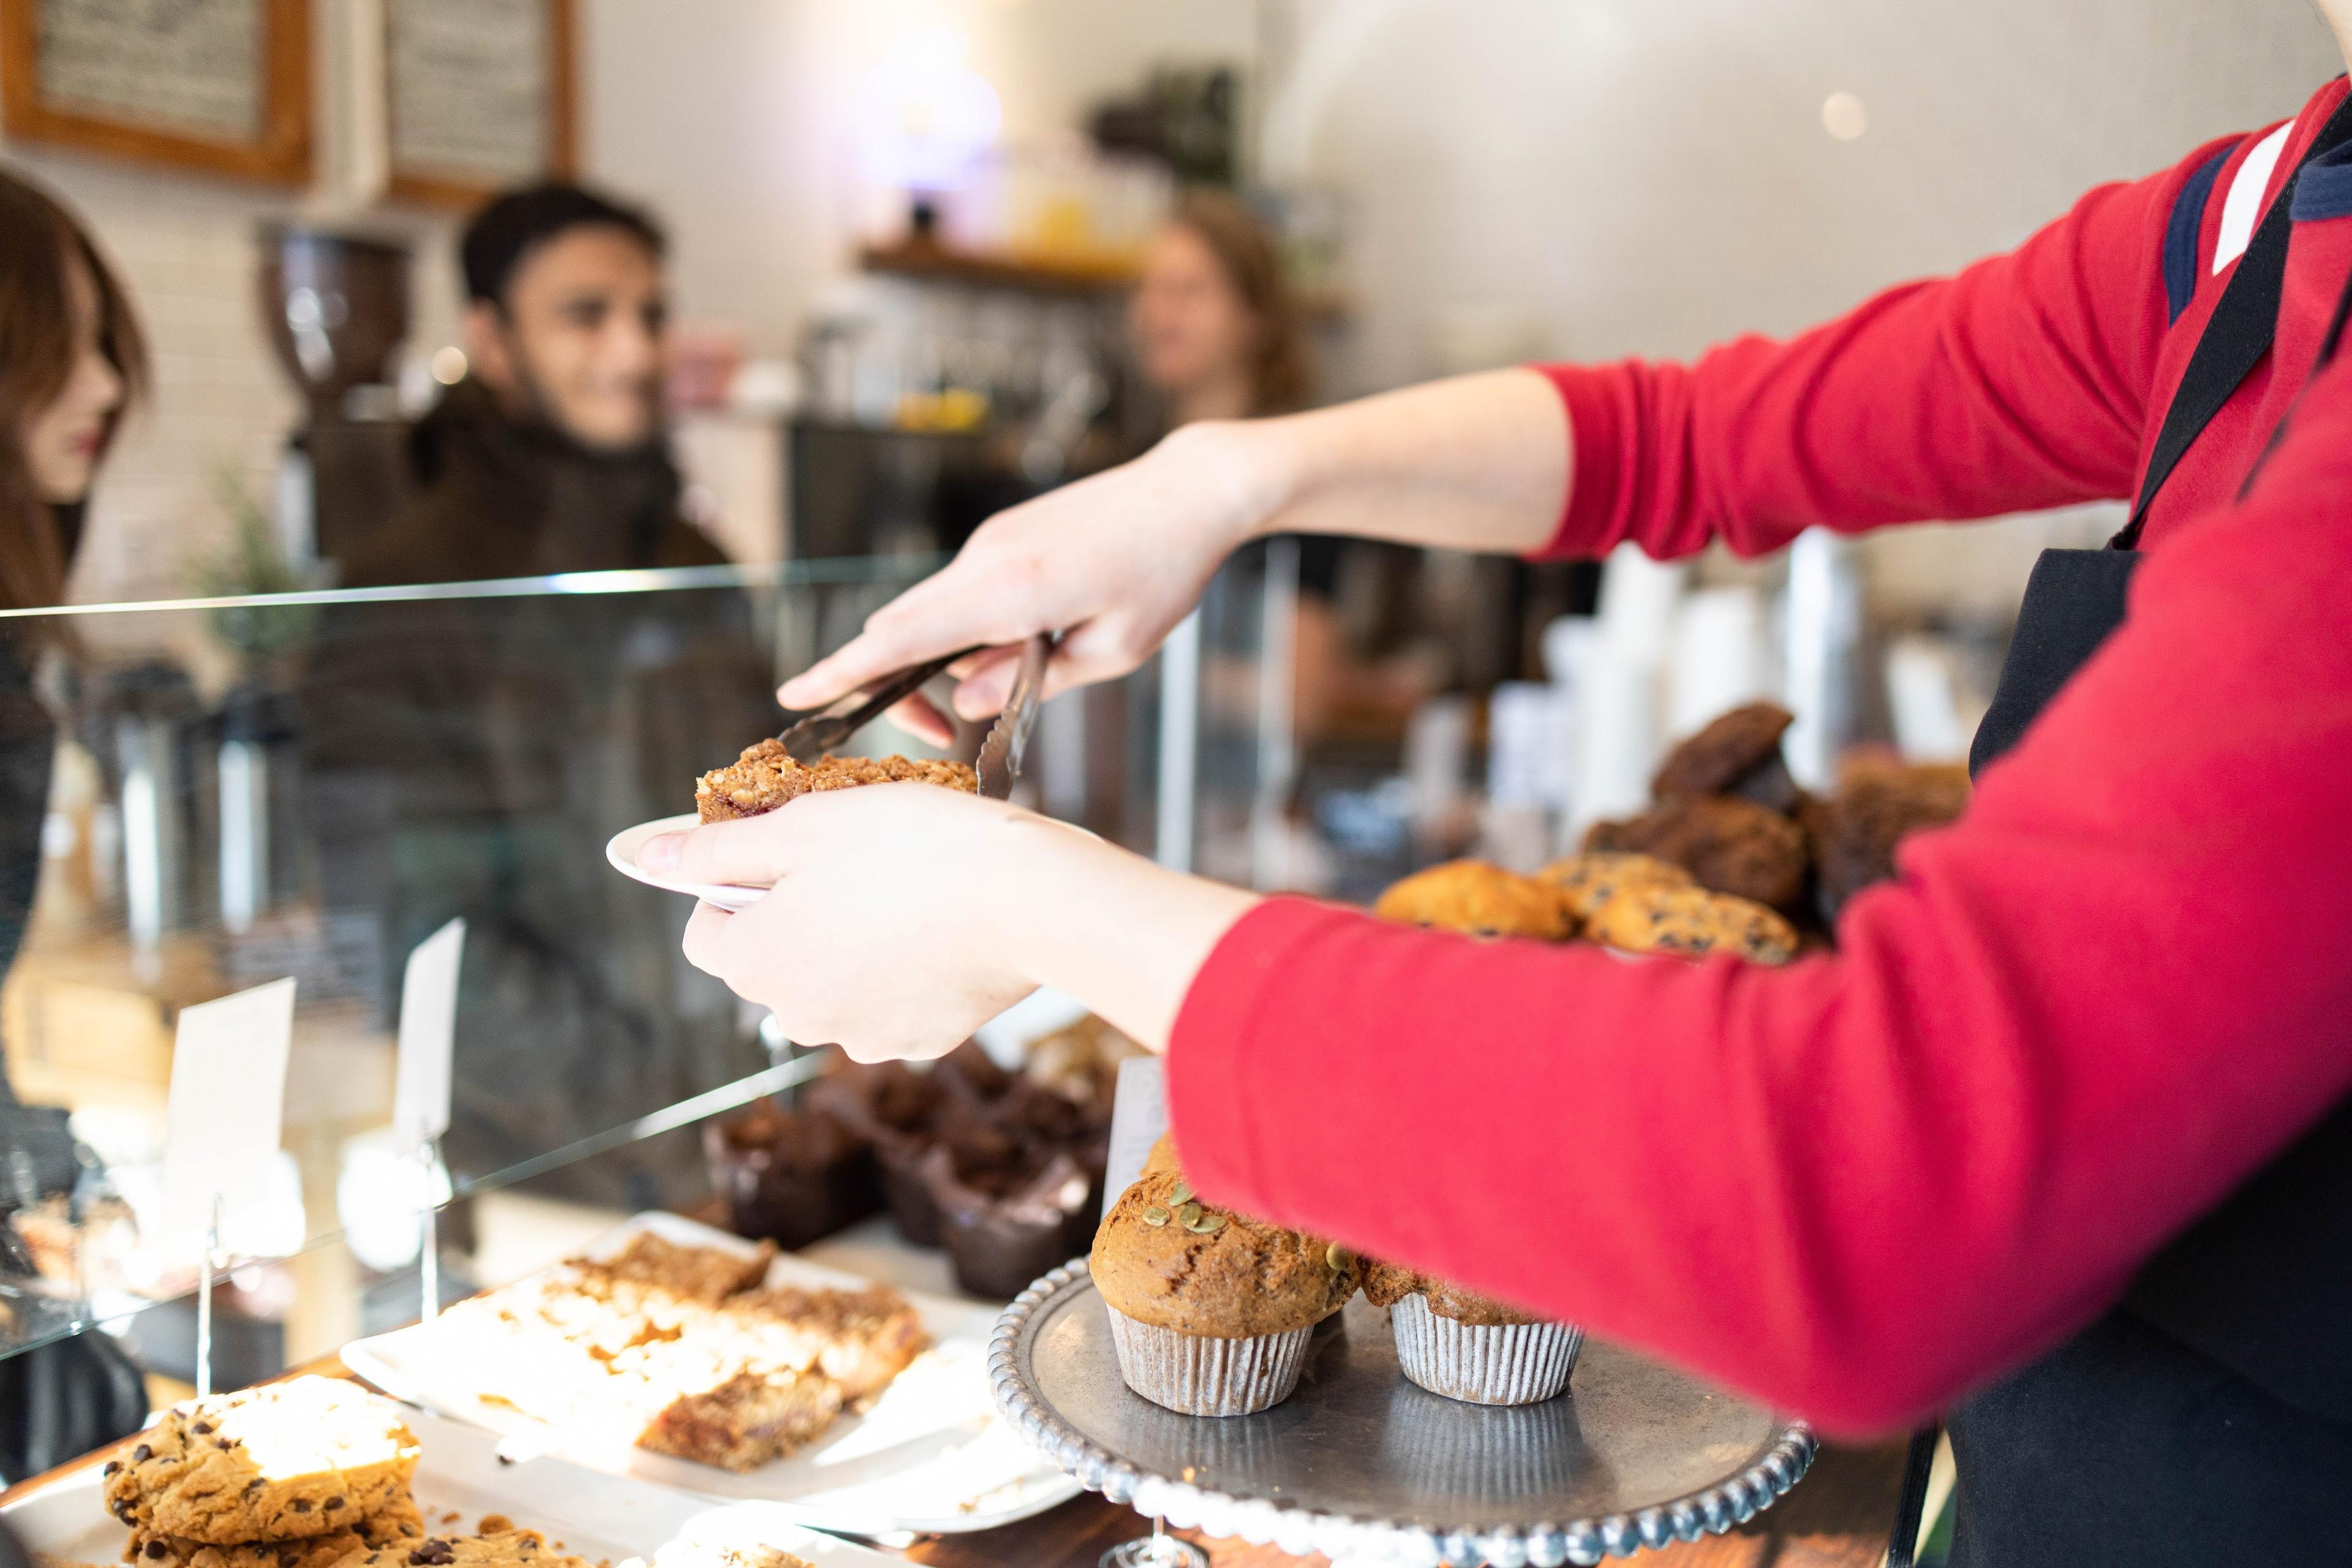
[2113,94,2352,549]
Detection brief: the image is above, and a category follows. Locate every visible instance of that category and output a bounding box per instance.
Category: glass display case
[0,553,1297,1414]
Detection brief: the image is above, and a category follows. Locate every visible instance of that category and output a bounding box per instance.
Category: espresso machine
[257,225,415,575]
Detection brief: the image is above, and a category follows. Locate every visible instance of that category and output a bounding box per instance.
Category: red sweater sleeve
[1167,356,2352,1436]
[1529,138,2237,560]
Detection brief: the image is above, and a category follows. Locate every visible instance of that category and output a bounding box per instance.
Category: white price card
[1102,1055,1169,1223]
[160,978,296,1251]
[392,918,466,1157]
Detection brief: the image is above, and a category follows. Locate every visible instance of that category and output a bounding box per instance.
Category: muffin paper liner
[1105,1307,1313,1417]
[1389,1292,1583,1406]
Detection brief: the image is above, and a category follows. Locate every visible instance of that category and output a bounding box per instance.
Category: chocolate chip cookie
[123,1496,424,1568]
[1533,851,1695,923]
[1583,882,1800,963]
[1373,860,1575,940]
[102,1379,420,1545]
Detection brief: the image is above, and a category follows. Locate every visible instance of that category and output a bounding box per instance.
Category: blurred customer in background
[0,164,149,1480]
[1133,192,1427,740]
[341,183,725,587]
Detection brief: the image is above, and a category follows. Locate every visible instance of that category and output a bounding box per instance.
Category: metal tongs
[773,633,1054,801]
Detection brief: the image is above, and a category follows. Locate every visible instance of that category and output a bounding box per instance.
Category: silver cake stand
[988,1262,1817,1567]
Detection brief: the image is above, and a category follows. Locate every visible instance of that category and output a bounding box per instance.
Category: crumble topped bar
[695,744,978,823]
[720,1284,927,1403]
[581,1233,777,1304]
[414,1235,927,1473]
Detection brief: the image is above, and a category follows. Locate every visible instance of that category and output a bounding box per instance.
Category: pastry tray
[987,1262,1817,1567]
[1,1403,901,1568]
[342,1211,1080,1536]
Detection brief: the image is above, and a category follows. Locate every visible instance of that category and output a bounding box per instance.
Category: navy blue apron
[1943,102,2352,1567]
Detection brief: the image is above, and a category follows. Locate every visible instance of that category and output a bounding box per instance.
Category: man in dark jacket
[341,183,724,587]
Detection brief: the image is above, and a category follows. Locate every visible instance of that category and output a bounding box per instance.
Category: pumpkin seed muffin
[1371,860,1575,940]
[102,1379,420,1545]
[1360,1261,1545,1328]
[1092,1139,1357,1338]
[1585,881,1800,964]
[1362,1261,1585,1406]
[695,744,978,823]
[1091,1137,1360,1415]
[1534,851,1694,924]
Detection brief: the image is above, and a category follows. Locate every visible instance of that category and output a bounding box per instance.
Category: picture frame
[0,0,312,184]
[383,0,575,208]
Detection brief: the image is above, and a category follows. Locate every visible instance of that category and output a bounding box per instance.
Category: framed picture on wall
[383,0,575,207]
[0,0,311,183]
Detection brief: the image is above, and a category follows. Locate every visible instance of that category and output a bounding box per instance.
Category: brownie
[1812,760,1972,917]
[1584,794,1811,912]
[102,1379,419,1545]
[696,745,977,823]
[1089,1139,1360,1338]
[1649,702,1795,799]
[1372,860,1575,940]
[924,1144,1093,1300]
[704,1099,880,1251]
[805,1061,952,1246]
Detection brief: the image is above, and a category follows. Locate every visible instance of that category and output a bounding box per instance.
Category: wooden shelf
[858,238,1136,295]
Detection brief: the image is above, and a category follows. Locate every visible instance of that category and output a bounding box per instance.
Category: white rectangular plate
[340,1212,1079,1536]
[3,1403,897,1568]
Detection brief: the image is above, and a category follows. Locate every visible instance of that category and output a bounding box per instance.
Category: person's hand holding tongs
[767,632,1055,800]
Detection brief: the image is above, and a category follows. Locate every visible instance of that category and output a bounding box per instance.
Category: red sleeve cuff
[1527,361,1630,561]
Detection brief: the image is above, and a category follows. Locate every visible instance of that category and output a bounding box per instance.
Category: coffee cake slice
[633,1366,844,1472]
[719,1284,927,1403]
[695,745,978,823]
[574,1233,775,1305]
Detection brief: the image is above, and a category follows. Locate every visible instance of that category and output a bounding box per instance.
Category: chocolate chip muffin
[1373,860,1575,940]
[1583,794,1811,912]
[102,1379,420,1545]
[1090,1137,1360,1415]
[1362,1262,1583,1406]
[1649,701,1795,799]
[695,745,978,823]
[1583,881,1800,963]
[1812,760,1971,917]
[1533,851,1694,924]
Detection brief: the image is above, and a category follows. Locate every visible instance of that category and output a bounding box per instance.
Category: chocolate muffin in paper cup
[1366,1262,1581,1406]
[1091,1137,1361,1417]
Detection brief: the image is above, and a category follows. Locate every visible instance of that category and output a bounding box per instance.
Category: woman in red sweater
[644,17,2352,1562]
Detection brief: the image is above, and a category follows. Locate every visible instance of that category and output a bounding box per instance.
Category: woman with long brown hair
[0,165,149,1482]
[0,167,143,611]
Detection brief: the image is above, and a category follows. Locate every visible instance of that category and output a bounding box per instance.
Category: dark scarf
[341,379,722,587]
